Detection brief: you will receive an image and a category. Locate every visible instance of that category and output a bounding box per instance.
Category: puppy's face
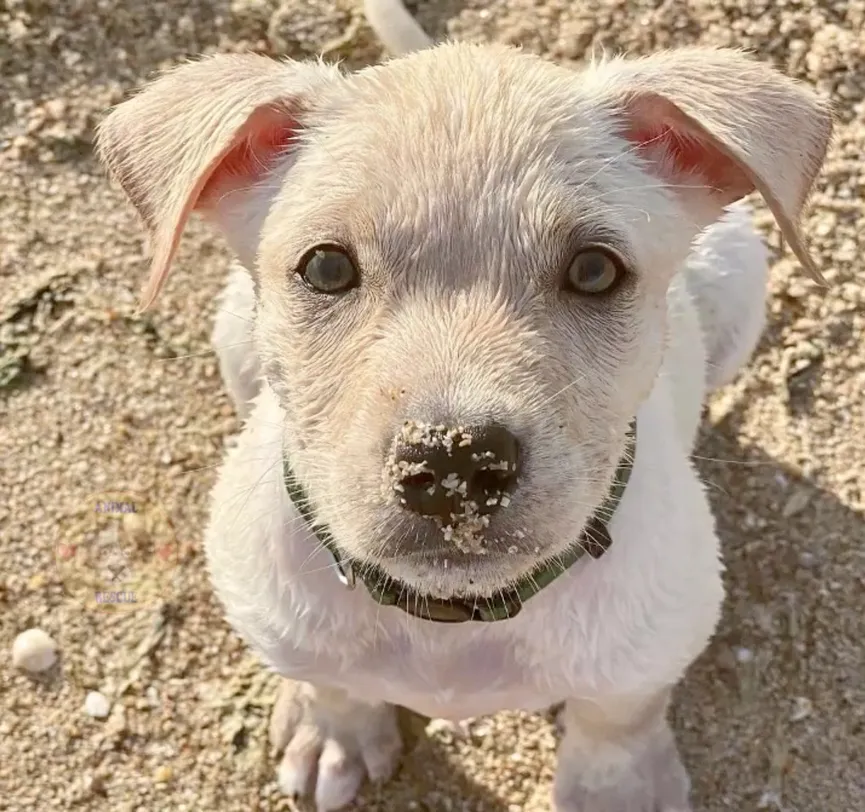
[254,51,691,598]
[97,44,831,600]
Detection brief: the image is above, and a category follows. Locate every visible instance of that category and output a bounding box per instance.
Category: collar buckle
[336,561,356,590]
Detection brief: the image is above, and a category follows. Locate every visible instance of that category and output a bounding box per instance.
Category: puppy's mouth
[355,558,586,623]
[283,420,637,624]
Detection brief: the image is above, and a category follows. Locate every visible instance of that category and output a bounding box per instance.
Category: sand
[1,1,862,810]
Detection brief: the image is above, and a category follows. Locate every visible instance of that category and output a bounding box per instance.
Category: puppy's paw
[269,678,402,811]
[553,724,691,812]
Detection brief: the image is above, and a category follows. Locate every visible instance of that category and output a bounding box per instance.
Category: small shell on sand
[12,628,58,673]
[84,690,111,719]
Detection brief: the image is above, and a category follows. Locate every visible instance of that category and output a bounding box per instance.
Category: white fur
[211,263,261,420]
[685,202,771,390]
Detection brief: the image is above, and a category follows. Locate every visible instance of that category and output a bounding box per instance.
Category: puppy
[96,6,832,809]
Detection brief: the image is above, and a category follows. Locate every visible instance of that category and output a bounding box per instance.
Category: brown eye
[298,246,359,294]
[565,247,626,295]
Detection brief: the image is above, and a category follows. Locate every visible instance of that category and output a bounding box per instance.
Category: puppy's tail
[363,0,434,56]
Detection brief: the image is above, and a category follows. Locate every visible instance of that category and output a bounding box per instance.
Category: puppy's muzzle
[391,422,521,523]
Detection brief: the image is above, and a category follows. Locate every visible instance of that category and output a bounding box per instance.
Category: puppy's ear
[585,47,833,284]
[96,54,342,310]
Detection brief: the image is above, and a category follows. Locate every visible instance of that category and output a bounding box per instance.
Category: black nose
[391,422,521,523]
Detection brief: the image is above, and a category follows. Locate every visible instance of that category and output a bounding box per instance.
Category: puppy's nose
[391,422,521,523]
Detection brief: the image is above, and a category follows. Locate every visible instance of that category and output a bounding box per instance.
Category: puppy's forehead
[326,46,603,192]
[346,45,579,146]
[268,45,634,280]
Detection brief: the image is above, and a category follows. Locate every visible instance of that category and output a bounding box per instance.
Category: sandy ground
[1,1,863,810]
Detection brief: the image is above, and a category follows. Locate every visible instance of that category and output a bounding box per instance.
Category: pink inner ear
[141,106,301,311]
[623,95,754,203]
[627,124,716,177]
[197,108,300,207]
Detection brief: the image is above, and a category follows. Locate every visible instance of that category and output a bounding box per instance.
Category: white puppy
[97,9,831,811]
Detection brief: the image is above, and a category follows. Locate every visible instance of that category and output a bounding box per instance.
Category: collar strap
[284,419,636,624]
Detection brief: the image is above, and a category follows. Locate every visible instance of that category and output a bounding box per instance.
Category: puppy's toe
[315,739,367,811]
[356,715,403,782]
[270,678,403,809]
[269,678,306,753]
[277,722,323,798]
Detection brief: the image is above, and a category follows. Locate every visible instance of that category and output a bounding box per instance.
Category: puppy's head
[98,44,831,600]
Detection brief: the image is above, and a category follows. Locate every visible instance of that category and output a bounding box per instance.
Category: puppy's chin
[324,478,606,601]
[361,550,557,601]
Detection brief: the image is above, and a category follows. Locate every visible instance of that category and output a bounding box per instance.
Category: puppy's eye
[565,247,625,295]
[298,246,359,294]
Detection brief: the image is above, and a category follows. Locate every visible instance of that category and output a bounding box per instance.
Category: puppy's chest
[299,623,569,720]
[346,639,546,719]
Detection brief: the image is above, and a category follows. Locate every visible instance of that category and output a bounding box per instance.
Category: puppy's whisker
[214,306,257,325]
[150,339,254,363]
[291,518,361,576]
[531,372,588,411]
[290,511,404,580]
[223,456,284,537]
[290,557,348,580]
[570,127,671,195]
[689,454,777,467]
[371,568,400,648]
[181,448,283,476]
[593,181,717,199]
[218,502,288,546]
[694,476,732,498]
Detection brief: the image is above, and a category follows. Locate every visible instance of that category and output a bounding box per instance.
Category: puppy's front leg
[269,678,402,811]
[554,689,691,812]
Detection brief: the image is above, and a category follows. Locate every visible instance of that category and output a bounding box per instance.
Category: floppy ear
[96,54,342,310]
[584,47,833,284]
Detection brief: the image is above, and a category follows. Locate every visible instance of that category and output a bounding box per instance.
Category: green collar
[283,420,636,624]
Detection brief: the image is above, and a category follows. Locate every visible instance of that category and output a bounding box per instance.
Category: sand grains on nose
[385,420,516,555]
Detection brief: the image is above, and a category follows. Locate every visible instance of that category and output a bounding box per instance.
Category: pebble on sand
[11,628,58,673]
[84,691,112,719]
[154,765,174,783]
